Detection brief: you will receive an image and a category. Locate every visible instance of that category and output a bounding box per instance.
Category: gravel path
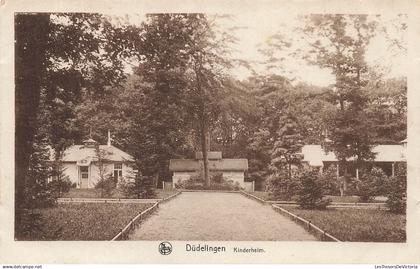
[129,192,317,241]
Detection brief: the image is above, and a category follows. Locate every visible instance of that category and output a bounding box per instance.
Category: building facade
[49,137,135,189]
[301,141,406,178]
[169,151,249,188]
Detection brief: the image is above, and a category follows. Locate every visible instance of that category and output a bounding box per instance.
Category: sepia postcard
[1,0,420,264]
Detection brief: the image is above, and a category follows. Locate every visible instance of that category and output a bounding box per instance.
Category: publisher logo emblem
[159,241,172,255]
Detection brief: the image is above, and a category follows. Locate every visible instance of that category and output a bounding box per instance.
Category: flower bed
[283,206,406,242]
[16,203,154,240]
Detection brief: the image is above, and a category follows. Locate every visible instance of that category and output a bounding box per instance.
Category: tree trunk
[343,163,348,195]
[15,14,50,210]
[200,118,210,187]
[155,172,159,188]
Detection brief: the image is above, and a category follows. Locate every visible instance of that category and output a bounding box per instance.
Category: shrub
[320,165,341,196]
[386,165,406,214]
[95,174,116,198]
[266,169,299,201]
[20,134,58,209]
[47,177,72,196]
[356,167,388,202]
[175,172,242,191]
[210,179,241,191]
[118,171,156,199]
[175,172,205,190]
[116,177,133,198]
[175,179,204,190]
[135,173,156,199]
[211,172,224,184]
[395,162,407,178]
[24,177,58,209]
[296,167,331,210]
[50,161,73,195]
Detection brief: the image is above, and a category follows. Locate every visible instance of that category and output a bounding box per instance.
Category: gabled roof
[50,145,134,163]
[301,144,406,166]
[169,159,248,172]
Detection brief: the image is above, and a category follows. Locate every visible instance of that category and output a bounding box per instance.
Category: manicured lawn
[16,203,154,240]
[283,207,406,242]
[61,188,177,199]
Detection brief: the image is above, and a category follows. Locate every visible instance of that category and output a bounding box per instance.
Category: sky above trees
[226,13,407,85]
[119,13,406,87]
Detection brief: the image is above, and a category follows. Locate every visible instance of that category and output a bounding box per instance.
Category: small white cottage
[169,151,248,188]
[49,135,135,189]
[301,140,407,178]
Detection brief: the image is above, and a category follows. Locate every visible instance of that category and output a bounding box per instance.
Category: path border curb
[240,191,341,242]
[239,190,267,204]
[271,204,341,242]
[58,197,161,204]
[239,191,386,209]
[160,191,182,203]
[179,189,240,193]
[110,191,182,241]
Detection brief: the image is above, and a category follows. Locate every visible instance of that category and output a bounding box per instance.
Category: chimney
[107,130,111,147]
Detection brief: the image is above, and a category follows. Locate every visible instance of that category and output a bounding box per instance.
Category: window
[80,166,89,179]
[113,163,123,181]
[79,166,89,188]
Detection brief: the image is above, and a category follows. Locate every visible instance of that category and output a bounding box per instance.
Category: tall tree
[182,14,236,186]
[245,75,295,190]
[364,76,407,144]
[15,13,50,210]
[300,15,377,184]
[131,14,198,184]
[15,13,134,210]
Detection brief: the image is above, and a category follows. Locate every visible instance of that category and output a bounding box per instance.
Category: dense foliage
[95,175,117,198]
[296,167,331,210]
[119,172,157,199]
[15,13,133,209]
[15,13,407,217]
[386,163,407,214]
[175,172,242,191]
[356,167,388,202]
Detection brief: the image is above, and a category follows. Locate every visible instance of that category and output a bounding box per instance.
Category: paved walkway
[129,192,316,241]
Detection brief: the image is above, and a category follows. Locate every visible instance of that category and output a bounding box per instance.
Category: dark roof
[169,159,248,172]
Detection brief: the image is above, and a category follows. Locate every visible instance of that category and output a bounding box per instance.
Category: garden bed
[61,188,177,200]
[16,203,154,240]
[282,206,406,242]
[248,191,386,203]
